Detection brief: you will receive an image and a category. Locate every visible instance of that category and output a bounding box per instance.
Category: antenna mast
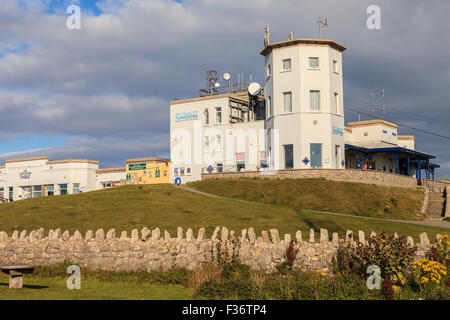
[317,17,328,39]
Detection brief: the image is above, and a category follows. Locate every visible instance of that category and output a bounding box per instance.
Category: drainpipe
[407,156,410,176]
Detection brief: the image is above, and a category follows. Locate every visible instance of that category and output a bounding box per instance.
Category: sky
[0,0,449,177]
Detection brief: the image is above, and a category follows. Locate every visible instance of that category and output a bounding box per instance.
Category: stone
[85,230,94,240]
[0,231,7,242]
[164,230,171,241]
[332,233,339,246]
[230,231,235,241]
[197,228,205,242]
[241,229,247,242]
[419,232,430,245]
[151,228,160,241]
[177,227,183,241]
[370,231,376,238]
[106,229,115,240]
[19,230,27,240]
[61,231,70,241]
[141,227,150,241]
[261,231,269,242]
[358,231,365,244]
[394,232,398,239]
[435,234,442,242]
[295,230,302,242]
[119,231,127,240]
[407,236,414,248]
[211,226,220,241]
[73,231,83,241]
[95,229,105,240]
[309,229,315,243]
[320,229,328,243]
[131,229,139,241]
[346,230,353,241]
[270,229,280,244]
[248,228,256,244]
[221,227,229,242]
[53,228,61,240]
[47,230,53,239]
[186,228,194,242]
[284,234,291,244]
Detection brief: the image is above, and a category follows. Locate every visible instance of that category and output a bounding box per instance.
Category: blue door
[310,144,322,168]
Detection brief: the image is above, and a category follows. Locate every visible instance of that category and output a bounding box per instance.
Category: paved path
[174,184,450,229]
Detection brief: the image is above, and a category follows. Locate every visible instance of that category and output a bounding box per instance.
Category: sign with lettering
[19,170,31,180]
[128,163,146,171]
[332,126,344,136]
[175,111,198,122]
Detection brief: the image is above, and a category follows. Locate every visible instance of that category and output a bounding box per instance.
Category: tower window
[283,92,292,113]
[282,59,291,71]
[310,90,320,110]
[309,57,319,69]
[333,60,339,73]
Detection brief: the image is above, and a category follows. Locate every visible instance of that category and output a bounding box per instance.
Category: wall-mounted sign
[332,126,344,136]
[302,157,310,165]
[19,170,31,180]
[174,177,181,185]
[341,160,345,168]
[128,163,146,170]
[175,111,198,122]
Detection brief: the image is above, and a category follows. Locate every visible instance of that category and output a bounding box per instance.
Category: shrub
[332,243,360,274]
[354,232,416,286]
[411,259,447,289]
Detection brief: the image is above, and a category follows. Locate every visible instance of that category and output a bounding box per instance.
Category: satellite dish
[248,82,262,96]
[223,73,231,81]
[214,82,220,88]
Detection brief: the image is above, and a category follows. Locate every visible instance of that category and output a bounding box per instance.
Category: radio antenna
[317,17,328,39]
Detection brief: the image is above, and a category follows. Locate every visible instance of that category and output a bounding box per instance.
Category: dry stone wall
[0,227,441,272]
[202,169,421,188]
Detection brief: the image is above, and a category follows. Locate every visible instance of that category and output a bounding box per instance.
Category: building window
[33,186,42,198]
[216,163,223,173]
[333,60,338,73]
[267,96,272,117]
[215,107,222,124]
[310,143,322,168]
[309,57,319,69]
[282,59,291,71]
[9,187,13,201]
[310,90,320,110]
[59,184,68,195]
[283,92,292,113]
[334,92,339,114]
[73,183,80,194]
[335,145,341,168]
[46,185,54,196]
[204,108,209,125]
[216,134,222,150]
[266,64,271,78]
[101,182,111,188]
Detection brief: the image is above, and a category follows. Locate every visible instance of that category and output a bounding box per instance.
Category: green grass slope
[0,184,445,240]
[190,178,425,220]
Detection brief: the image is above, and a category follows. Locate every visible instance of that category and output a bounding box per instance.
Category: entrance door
[310,144,322,168]
[284,144,293,169]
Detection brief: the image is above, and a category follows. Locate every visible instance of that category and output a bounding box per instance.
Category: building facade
[0,156,125,202]
[125,157,170,184]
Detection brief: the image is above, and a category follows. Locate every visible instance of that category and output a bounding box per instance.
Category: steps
[426,191,445,220]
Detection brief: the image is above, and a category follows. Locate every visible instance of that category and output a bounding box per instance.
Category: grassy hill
[190,178,425,220]
[0,183,447,240]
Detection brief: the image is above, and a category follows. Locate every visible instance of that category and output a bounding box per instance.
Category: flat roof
[126,157,170,164]
[170,91,252,105]
[346,119,398,129]
[260,38,346,56]
[398,135,414,140]
[345,143,435,159]
[96,167,126,174]
[4,156,49,163]
[47,159,99,165]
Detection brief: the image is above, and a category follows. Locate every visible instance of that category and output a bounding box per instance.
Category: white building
[170,36,347,183]
[0,156,126,202]
[344,119,438,179]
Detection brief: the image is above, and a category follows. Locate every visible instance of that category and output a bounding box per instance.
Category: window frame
[309,57,320,69]
[215,107,222,124]
[283,91,292,113]
[282,58,292,71]
[309,90,320,111]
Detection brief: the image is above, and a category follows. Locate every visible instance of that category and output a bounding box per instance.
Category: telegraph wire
[344,105,450,140]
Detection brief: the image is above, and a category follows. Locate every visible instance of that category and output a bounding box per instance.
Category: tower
[261,37,346,170]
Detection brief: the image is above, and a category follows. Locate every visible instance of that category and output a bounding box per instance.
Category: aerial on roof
[260,38,347,56]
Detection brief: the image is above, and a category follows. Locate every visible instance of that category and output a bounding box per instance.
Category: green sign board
[128,163,146,171]
[155,169,160,178]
